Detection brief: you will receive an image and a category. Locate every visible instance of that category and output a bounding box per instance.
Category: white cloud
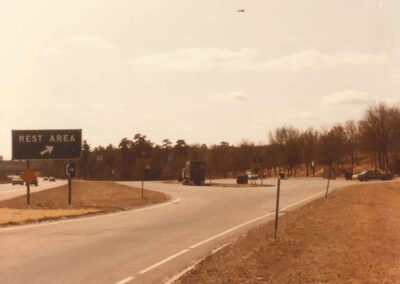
[260,49,387,72]
[216,91,248,102]
[134,48,387,72]
[67,35,115,49]
[322,90,376,107]
[42,47,71,56]
[291,111,321,121]
[134,48,257,71]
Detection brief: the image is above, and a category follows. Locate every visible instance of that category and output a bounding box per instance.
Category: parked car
[11,177,24,185]
[49,177,56,182]
[236,175,248,184]
[43,177,48,181]
[357,170,393,181]
[246,171,258,180]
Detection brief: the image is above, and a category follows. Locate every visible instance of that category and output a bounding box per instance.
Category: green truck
[181,161,206,186]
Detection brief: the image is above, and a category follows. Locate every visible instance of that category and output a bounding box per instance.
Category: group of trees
[40,103,400,180]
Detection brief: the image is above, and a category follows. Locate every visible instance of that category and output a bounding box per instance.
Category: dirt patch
[177,182,400,283]
[0,181,169,225]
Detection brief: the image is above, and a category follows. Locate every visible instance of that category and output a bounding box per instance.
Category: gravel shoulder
[177,181,400,283]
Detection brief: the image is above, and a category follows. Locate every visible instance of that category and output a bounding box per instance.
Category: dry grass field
[0,181,169,225]
[177,182,400,283]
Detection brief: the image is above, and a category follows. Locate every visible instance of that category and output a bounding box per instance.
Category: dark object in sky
[237,9,245,13]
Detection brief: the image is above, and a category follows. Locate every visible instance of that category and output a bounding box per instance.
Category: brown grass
[0,208,99,225]
[0,181,169,225]
[177,182,400,283]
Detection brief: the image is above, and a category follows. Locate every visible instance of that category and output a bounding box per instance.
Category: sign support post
[274,177,281,239]
[26,160,30,205]
[68,161,72,205]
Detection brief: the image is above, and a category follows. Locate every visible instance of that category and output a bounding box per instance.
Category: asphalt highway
[0,178,358,284]
[0,178,67,201]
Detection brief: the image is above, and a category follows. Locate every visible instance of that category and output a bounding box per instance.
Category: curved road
[0,178,357,284]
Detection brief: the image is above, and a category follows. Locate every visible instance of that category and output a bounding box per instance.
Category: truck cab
[182,161,206,186]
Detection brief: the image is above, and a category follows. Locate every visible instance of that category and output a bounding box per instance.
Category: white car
[246,171,259,180]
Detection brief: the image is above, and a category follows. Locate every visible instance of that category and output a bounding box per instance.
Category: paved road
[0,178,358,284]
[0,178,67,201]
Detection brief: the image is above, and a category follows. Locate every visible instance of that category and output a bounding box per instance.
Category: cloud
[134,48,257,71]
[42,47,71,56]
[216,91,248,102]
[322,90,376,107]
[133,48,387,72]
[260,49,387,72]
[67,35,115,49]
[291,111,321,121]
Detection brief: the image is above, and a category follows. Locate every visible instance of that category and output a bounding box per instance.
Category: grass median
[0,180,169,226]
[177,181,400,283]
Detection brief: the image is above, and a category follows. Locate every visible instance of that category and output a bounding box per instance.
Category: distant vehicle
[26,176,38,186]
[11,177,24,185]
[246,171,258,180]
[182,161,206,186]
[43,177,48,181]
[49,177,56,182]
[358,170,393,182]
[236,175,248,184]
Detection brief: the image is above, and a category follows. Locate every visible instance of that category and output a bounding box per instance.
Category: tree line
[40,103,400,180]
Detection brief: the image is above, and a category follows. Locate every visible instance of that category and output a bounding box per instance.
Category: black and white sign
[65,162,76,177]
[12,129,82,160]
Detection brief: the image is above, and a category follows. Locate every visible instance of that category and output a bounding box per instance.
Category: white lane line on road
[165,242,232,284]
[115,276,135,284]
[0,198,181,232]
[141,189,329,282]
[164,258,203,284]
[139,249,190,274]
[189,212,274,249]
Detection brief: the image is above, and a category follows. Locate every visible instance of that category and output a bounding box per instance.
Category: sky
[1,0,400,159]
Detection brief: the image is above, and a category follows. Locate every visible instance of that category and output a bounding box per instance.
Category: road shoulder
[176,181,400,283]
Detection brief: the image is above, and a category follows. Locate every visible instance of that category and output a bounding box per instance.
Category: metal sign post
[26,160,30,205]
[68,175,72,205]
[65,163,75,205]
[274,177,281,239]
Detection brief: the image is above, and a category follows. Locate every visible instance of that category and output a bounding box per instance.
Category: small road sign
[65,163,76,177]
[21,169,36,184]
[12,129,82,160]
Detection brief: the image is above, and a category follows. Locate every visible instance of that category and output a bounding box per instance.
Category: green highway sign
[12,129,82,160]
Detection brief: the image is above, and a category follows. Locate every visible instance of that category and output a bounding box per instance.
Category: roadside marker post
[325,166,331,198]
[274,177,281,239]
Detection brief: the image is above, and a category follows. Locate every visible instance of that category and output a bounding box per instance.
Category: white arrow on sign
[40,145,54,156]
